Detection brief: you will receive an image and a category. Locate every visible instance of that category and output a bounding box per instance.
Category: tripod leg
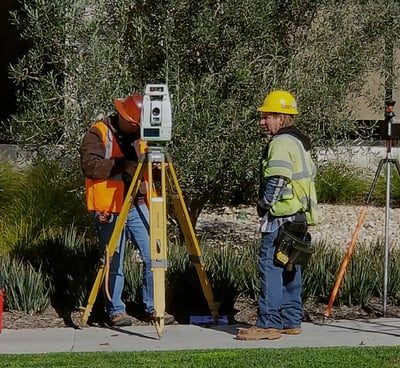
[324,159,385,318]
[166,161,219,321]
[147,155,168,337]
[80,161,146,326]
[393,158,400,178]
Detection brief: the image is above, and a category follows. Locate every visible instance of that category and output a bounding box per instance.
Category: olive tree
[7,0,145,162]
[5,0,400,224]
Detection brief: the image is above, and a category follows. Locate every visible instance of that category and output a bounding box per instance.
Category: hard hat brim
[114,99,140,125]
[257,106,299,115]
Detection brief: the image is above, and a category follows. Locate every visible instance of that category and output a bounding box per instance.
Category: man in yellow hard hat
[80,94,174,327]
[237,90,318,340]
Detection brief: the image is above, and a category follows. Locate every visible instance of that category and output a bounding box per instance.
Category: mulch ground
[3,296,399,330]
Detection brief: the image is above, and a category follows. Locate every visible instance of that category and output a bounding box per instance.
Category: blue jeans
[256,228,303,329]
[95,203,153,318]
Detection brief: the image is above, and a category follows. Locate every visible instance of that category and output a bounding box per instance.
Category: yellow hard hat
[258,90,298,115]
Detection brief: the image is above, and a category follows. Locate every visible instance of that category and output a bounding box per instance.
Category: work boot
[108,313,132,327]
[145,312,175,325]
[236,326,281,340]
[282,328,302,335]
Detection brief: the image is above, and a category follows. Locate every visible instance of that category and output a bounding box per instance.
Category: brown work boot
[145,312,175,325]
[282,328,302,335]
[108,313,132,327]
[236,326,281,340]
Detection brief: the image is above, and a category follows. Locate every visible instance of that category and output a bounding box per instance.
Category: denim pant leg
[281,264,303,328]
[256,229,283,329]
[125,203,154,314]
[95,213,127,317]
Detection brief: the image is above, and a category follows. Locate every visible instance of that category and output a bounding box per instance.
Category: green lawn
[1,347,400,368]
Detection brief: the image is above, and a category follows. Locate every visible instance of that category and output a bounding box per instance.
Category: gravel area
[196,204,400,248]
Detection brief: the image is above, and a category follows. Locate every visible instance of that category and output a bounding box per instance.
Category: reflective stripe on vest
[263,134,319,225]
[85,121,125,213]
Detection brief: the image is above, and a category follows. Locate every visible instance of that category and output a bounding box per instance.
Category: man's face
[118,115,140,134]
[259,112,283,135]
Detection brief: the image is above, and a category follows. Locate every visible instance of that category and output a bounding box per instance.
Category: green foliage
[204,242,260,305]
[0,254,51,313]
[302,241,345,302]
[303,240,400,310]
[7,0,144,162]
[315,157,400,206]
[10,224,99,310]
[164,241,259,318]
[0,161,25,214]
[4,221,400,317]
[388,246,400,301]
[122,244,144,305]
[315,161,370,204]
[372,159,400,205]
[340,243,381,306]
[6,0,400,223]
[0,160,91,256]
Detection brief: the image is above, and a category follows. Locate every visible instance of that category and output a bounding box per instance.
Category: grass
[1,347,400,367]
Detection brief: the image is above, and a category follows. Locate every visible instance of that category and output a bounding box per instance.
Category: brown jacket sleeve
[80,126,125,179]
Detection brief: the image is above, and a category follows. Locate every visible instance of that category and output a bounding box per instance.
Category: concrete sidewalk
[1,319,400,354]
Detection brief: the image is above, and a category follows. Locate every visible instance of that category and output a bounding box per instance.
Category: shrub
[10,225,99,311]
[315,161,370,204]
[0,254,51,313]
[122,244,145,308]
[302,241,345,302]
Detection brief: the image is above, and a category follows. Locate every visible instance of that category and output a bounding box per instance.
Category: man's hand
[134,140,146,162]
[97,211,111,223]
[139,181,148,194]
[124,160,137,177]
[257,198,270,218]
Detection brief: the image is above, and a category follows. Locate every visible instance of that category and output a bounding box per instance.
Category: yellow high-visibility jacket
[262,134,319,225]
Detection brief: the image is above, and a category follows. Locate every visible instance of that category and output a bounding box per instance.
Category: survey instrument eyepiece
[140,83,172,142]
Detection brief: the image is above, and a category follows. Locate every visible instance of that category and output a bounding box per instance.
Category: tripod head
[384,100,396,153]
[385,100,396,121]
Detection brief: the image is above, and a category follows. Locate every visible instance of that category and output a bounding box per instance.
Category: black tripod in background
[325,101,400,318]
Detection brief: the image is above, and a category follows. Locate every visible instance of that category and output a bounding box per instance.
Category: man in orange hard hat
[80,94,174,327]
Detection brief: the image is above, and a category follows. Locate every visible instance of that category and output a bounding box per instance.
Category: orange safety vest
[85,121,125,213]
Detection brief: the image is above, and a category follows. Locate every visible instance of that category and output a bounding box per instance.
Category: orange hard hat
[114,94,143,125]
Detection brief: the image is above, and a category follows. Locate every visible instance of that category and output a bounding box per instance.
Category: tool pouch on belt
[275,217,314,268]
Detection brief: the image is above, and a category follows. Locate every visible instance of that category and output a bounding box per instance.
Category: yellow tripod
[81,145,219,337]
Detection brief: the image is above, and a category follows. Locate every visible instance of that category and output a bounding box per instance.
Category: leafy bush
[315,161,370,204]
[302,241,345,302]
[340,243,381,306]
[122,244,145,309]
[0,254,51,313]
[10,225,99,311]
[372,160,400,206]
[164,240,259,320]
[2,158,400,318]
[0,160,92,257]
